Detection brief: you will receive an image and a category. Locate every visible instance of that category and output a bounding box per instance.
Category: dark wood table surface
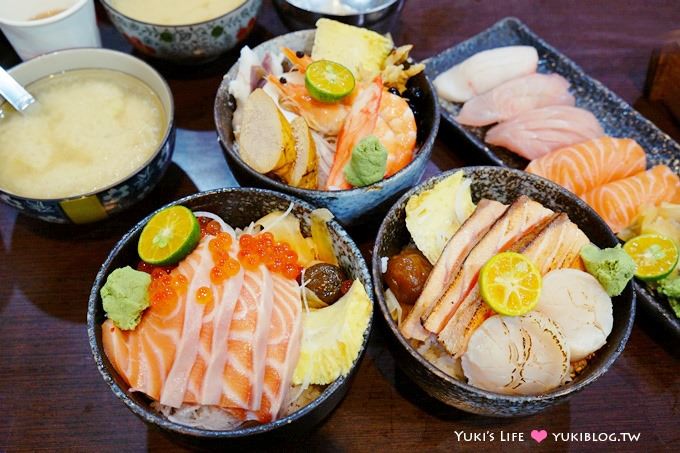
[1,1,679,452]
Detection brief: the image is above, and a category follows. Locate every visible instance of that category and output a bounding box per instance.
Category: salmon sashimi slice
[251,274,302,422]
[485,105,604,160]
[215,266,274,413]
[423,196,553,335]
[102,238,214,402]
[438,213,589,357]
[456,73,575,127]
[102,223,304,421]
[581,164,680,233]
[400,199,507,341]
[160,239,218,408]
[525,137,647,196]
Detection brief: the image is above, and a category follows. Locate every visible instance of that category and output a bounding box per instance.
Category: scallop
[461,312,570,395]
[535,269,613,361]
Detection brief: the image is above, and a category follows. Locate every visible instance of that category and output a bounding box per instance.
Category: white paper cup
[0,0,101,60]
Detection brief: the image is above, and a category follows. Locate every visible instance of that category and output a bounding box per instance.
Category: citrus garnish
[623,234,678,281]
[138,206,200,266]
[305,59,355,103]
[479,252,542,316]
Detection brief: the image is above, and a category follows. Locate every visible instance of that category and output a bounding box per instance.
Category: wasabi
[580,244,635,296]
[344,135,388,187]
[100,266,151,330]
[656,274,680,318]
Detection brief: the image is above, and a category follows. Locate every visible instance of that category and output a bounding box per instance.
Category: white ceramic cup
[0,0,101,60]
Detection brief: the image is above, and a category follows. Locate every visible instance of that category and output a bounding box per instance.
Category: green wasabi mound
[656,274,680,318]
[580,244,635,297]
[344,135,388,187]
[100,266,151,330]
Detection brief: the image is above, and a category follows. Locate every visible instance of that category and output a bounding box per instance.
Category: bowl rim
[87,186,374,438]
[100,0,257,29]
[371,166,636,406]
[213,28,441,198]
[0,0,89,27]
[278,0,401,17]
[0,47,175,203]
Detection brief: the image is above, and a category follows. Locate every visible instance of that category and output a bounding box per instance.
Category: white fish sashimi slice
[485,105,604,160]
[536,269,613,361]
[456,73,575,127]
[461,312,570,395]
[433,46,539,103]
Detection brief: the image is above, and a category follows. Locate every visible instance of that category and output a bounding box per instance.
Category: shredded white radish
[380,256,389,274]
[384,289,403,327]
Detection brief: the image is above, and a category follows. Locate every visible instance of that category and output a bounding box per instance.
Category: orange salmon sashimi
[102,227,304,423]
[103,238,215,402]
[252,273,302,422]
[525,137,647,196]
[581,164,680,233]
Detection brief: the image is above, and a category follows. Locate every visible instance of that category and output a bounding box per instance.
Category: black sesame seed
[295,50,304,58]
[279,76,287,84]
[388,87,400,96]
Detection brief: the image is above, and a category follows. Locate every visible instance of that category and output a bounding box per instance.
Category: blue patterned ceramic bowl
[0,48,175,224]
[101,0,262,64]
[214,30,439,227]
[87,187,373,441]
[373,167,635,417]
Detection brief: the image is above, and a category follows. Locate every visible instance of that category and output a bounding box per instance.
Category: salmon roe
[237,232,302,279]
[208,231,240,284]
[196,286,213,305]
[148,270,187,314]
[198,216,225,238]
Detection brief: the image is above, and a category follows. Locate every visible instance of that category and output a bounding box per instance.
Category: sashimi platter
[2,9,660,441]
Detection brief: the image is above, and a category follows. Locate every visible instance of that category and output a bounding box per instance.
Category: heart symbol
[531,429,548,443]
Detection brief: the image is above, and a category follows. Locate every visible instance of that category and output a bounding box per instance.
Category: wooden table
[1,1,679,451]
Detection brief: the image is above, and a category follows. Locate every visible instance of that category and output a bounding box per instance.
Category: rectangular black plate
[424,17,680,336]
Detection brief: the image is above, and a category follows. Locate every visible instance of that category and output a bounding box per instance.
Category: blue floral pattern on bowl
[101,0,262,63]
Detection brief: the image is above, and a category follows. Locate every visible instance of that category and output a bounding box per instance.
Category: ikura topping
[148,269,187,316]
[209,232,241,284]
[195,286,213,305]
[238,232,302,279]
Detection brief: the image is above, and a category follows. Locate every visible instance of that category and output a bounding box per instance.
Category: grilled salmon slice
[438,213,589,357]
[423,196,553,335]
[400,199,507,341]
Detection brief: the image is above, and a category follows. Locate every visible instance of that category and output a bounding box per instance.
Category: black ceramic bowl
[87,188,373,440]
[214,30,440,227]
[372,167,636,417]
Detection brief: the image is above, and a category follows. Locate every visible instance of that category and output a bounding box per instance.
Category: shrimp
[281,47,311,72]
[266,74,350,136]
[325,82,417,190]
[325,77,383,190]
[374,91,417,177]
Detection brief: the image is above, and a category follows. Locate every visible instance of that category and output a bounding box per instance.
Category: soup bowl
[272,0,404,34]
[101,0,262,64]
[87,187,373,440]
[0,48,174,224]
[214,29,440,227]
[372,167,636,417]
